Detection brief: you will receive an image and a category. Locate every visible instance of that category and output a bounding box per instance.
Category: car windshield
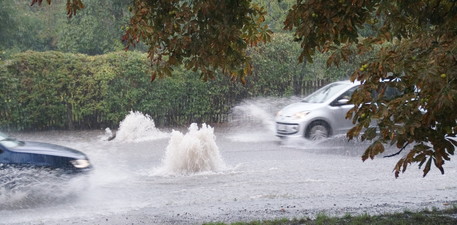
[302,82,352,103]
[0,132,20,148]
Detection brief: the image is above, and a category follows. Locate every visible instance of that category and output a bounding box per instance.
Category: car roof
[333,80,360,86]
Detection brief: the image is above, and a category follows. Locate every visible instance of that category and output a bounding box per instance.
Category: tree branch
[384,142,409,158]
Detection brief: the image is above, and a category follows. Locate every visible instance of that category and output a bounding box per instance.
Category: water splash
[228,97,300,142]
[114,111,168,142]
[0,167,86,209]
[154,123,226,176]
[100,127,116,141]
[232,101,275,132]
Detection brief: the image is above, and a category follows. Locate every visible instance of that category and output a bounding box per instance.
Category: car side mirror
[337,99,350,105]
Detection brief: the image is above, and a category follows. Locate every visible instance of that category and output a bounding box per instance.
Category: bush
[0,34,350,131]
[0,51,247,130]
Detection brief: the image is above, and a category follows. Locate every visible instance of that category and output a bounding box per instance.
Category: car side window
[331,87,358,106]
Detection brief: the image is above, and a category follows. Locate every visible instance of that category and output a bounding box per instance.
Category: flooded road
[1,110,456,224]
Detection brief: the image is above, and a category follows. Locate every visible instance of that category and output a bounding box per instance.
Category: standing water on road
[1,100,456,225]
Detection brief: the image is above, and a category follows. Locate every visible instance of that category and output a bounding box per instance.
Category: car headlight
[70,159,91,169]
[293,111,310,119]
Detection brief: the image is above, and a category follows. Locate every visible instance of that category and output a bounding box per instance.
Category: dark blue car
[0,132,92,174]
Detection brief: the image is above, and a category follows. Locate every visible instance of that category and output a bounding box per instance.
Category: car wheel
[305,121,330,140]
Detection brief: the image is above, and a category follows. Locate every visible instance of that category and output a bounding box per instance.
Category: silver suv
[275,80,360,140]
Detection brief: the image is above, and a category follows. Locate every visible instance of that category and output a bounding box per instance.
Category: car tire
[305,121,330,140]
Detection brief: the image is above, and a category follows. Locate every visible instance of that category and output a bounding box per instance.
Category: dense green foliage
[0,0,129,57]
[56,0,130,55]
[0,51,236,130]
[254,0,295,33]
[2,0,295,58]
[0,1,55,57]
[0,35,350,131]
[22,0,306,83]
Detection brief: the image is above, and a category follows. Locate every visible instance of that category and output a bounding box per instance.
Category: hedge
[0,34,348,131]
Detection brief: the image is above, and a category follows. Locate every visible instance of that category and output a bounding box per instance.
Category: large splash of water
[112,111,168,142]
[228,97,300,142]
[154,123,226,176]
[0,167,87,209]
[232,101,276,133]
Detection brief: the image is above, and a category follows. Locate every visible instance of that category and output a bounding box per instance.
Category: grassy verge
[204,205,457,225]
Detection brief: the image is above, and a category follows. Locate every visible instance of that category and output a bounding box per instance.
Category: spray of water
[113,111,168,142]
[0,167,87,209]
[100,127,115,141]
[228,97,300,142]
[232,102,275,132]
[154,123,226,176]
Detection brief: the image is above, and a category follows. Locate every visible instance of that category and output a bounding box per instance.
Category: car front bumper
[276,122,303,137]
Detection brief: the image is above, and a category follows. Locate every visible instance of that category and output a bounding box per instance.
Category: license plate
[277,124,286,131]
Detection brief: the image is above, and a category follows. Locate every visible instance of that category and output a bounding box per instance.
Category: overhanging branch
[384,142,410,158]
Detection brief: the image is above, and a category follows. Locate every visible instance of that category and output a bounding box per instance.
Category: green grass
[203,205,457,225]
